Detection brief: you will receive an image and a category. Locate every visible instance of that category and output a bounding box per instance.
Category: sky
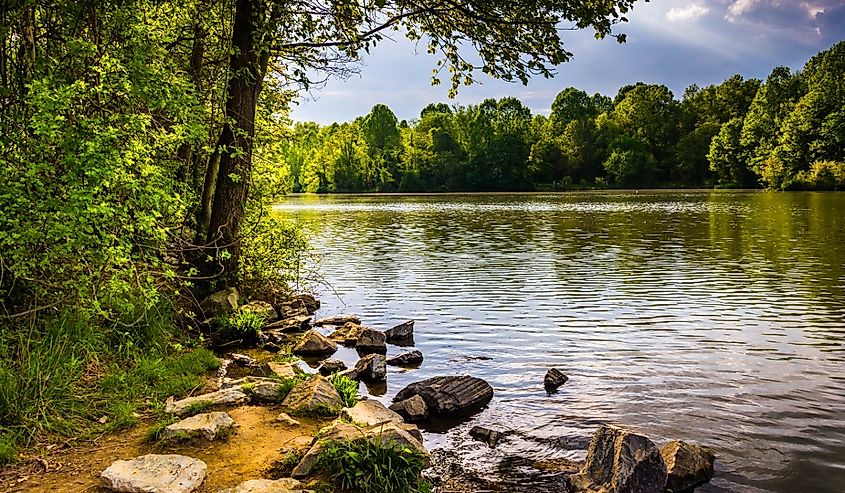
[289,0,845,124]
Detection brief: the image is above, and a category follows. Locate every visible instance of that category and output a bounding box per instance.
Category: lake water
[274,191,845,493]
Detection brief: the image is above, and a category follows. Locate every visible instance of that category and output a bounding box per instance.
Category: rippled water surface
[274,191,845,492]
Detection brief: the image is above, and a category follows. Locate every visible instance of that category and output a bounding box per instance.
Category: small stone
[274,412,302,427]
[230,353,258,367]
[570,424,667,493]
[264,315,311,333]
[240,301,278,323]
[661,440,716,493]
[318,359,348,376]
[389,395,429,422]
[281,375,344,414]
[165,389,248,416]
[544,368,568,391]
[386,350,424,366]
[384,320,414,342]
[200,288,239,318]
[356,327,387,354]
[101,454,207,493]
[469,426,503,448]
[217,478,305,493]
[98,416,109,425]
[161,412,235,441]
[341,400,403,427]
[262,342,282,353]
[314,315,362,327]
[292,329,337,357]
[293,293,320,314]
[354,354,386,382]
[267,362,298,380]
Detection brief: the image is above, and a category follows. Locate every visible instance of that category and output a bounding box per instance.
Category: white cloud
[727,0,761,21]
[667,4,711,22]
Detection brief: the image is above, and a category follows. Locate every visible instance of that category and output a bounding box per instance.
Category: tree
[708,118,751,188]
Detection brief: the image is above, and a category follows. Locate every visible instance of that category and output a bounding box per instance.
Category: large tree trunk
[204,0,269,283]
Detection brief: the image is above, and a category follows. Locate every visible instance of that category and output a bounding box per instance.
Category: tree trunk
[204,0,269,283]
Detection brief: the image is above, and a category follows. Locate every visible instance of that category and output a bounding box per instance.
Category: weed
[274,349,300,364]
[275,375,308,402]
[327,374,359,408]
[144,416,178,443]
[0,430,18,465]
[315,438,430,493]
[269,449,304,477]
[181,400,213,417]
[219,311,266,340]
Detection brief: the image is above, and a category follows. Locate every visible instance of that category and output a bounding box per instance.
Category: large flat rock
[161,412,235,441]
[281,375,343,414]
[165,388,248,416]
[341,399,403,427]
[393,375,493,415]
[101,454,207,493]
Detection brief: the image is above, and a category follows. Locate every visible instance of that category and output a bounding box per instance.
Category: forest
[286,41,845,193]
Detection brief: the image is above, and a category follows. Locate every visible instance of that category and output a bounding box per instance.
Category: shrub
[315,439,431,493]
[328,374,359,408]
[220,311,266,340]
[794,160,845,190]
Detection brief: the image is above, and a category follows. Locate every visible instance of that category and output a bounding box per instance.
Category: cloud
[724,0,845,41]
[667,4,711,22]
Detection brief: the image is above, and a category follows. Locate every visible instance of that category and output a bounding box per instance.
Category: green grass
[328,374,359,408]
[0,430,18,465]
[315,438,431,493]
[219,310,265,340]
[270,449,304,477]
[144,416,178,443]
[274,374,309,403]
[181,400,213,417]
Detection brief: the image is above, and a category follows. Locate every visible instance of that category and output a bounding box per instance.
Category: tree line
[285,41,845,193]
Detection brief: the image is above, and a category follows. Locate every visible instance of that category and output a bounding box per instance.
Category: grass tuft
[315,438,431,493]
[0,430,18,465]
[328,374,359,408]
[274,375,308,403]
[219,311,265,340]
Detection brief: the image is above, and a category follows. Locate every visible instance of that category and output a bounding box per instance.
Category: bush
[794,160,845,190]
[328,374,359,408]
[239,215,309,302]
[219,310,266,340]
[315,439,431,493]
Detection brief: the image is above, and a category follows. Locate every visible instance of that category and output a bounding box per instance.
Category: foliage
[328,374,360,408]
[0,430,17,465]
[315,438,431,493]
[275,375,309,403]
[144,416,179,443]
[220,310,266,341]
[794,161,845,191]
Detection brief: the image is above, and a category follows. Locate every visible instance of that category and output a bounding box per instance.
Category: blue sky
[290,0,845,124]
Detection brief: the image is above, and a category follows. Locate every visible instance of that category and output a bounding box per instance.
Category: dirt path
[1,406,329,493]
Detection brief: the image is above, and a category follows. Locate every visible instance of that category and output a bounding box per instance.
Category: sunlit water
[273,191,845,492]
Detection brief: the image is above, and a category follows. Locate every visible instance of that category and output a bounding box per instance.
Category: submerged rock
[200,288,239,318]
[661,440,716,492]
[393,375,493,416]
[101,454,207,493]
[314,315,361,327]
[161,412,235,442]
[281,375,343,414]
[469,426,504,448]
[384,320,414,342]
[389,394,429,422]
[356,327,387,354]
[544,368,568,391]
[217,478,305,493]
[165,389,248,416]
[328,322,365,345]
[318,359,347,376]
[292,329,337,357]
[354,353,387,382]
[341,399,403,427]
[386,350,424,366]
[570,424,667,493]
[240,301,278,323]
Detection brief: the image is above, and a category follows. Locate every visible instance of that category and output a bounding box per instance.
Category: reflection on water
[274,191,845,493]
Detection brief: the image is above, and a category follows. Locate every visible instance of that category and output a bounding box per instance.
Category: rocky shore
[89,289,716,493]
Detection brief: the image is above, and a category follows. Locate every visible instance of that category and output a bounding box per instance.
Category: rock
[341,400,403,427]
[267,362,299,380]
[274,412,302,427]
[384,320,414,341]
[389,395,429,422]
[240,301,278,322]
[354,354,387,382]
[161,412,235,442]
[293,293,320,314]
[570,424,667,493]
[393,375,493,416]
[292,329,337,357]
[544,368,568,391]
[220,376,276,390]
[356,327,387,354]
[264,315,311,333]
[277,299,309,318]
[248,380,285,403]
[261,342,282,353]
[469,426,503,448]
[101,454,207,493]
[661,441,716,493]
[336,368,360,381]
[217,478,305,493]
[200,288,239,318]
[264,330,289,345]
[328,322,365,345]
[281,375,344,414]
[292,421,428,478]
[318,359,347,376]
[165,389,248,416]
[230,353,258,367]
[386,350,424,366]
[314,315,361,327]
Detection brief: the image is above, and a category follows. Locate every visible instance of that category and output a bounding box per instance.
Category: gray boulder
[661,440,716,492]
[318,359,348,376]
[384,320,414,341]
[101,454,207,493]
[570,424,667,493]
[356,327,387,354]
[393,375,493,416]
[292,329,337,357]
[200,288,239,318]
[354,354,386,382]
[293,293,320,314]
[281,375,343,414]
[386,350,423,366]
[265,315,311,333]
[544,368,568,391]
[165,388,248,416]
[389,394,429,422]
[161,412,235,442]
[341,399,403,427]
[469,426,503,448]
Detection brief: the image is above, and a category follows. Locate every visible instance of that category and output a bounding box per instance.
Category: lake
[274,191,845,493]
